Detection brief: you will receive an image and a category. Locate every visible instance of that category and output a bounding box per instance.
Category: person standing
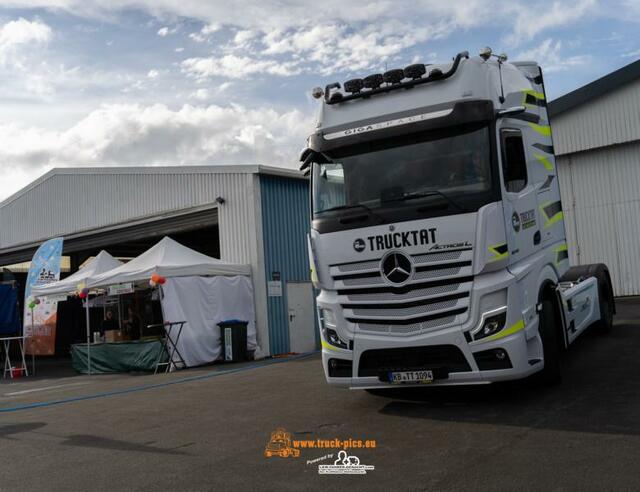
[123,306,141,340]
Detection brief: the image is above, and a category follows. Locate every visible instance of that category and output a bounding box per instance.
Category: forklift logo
[353,238,366,252]
[264,428,301,458]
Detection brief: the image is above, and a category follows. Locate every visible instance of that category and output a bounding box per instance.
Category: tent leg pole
[158,286,173,371]
[30,310,35,376]
[85,298,91,375]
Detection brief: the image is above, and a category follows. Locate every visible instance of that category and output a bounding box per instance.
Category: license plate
[389,370,434,384]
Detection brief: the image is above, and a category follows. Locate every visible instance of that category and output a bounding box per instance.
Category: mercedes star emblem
[381,251,413,285]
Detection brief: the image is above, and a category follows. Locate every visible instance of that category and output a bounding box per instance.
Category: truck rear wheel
[538,300,563,385]
[592,265,614,334]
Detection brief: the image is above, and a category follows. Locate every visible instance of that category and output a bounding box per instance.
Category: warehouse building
[0,165,315,357]
[549,59,640,296]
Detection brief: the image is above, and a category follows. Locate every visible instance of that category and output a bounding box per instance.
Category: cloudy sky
[0,0,639,200]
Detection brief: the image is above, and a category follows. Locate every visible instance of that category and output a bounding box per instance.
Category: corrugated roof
[0,164,305,209]
[548,59,640,117]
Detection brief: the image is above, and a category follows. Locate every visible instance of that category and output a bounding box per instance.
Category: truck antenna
[496,53,508,104]
[498,61,506,104]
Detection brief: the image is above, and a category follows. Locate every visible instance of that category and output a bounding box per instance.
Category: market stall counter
[71,339,167,374]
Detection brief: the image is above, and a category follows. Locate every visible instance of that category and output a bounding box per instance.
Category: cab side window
[501,129,528,193]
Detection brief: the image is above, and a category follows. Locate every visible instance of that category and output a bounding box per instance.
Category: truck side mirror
[497,106,526,118]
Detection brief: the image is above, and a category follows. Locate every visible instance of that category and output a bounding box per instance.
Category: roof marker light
[404,64,426,80]
[383,69,404,85]
[363,73,384,89]
[344,78,364,94]
[429,68,443,79]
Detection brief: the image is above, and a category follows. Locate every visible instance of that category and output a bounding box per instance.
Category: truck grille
[330,248,473,336]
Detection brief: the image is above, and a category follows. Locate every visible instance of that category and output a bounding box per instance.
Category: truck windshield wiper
[396,190,467,212]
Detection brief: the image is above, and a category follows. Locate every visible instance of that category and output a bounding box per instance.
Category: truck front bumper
[321,317,543,389]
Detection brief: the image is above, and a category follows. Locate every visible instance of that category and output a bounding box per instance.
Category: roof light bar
[323,51,469,105]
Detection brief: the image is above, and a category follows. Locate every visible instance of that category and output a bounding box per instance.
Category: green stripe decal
[483,319,525,342]
[532,142,554,154]
[533,152,554,171]
[488,243,509,262]
[528,122,552,136]
[522,89,547,108]
[321,339,340,352]
[555,243,569,264]
[540,200,563,228]
[523,89,545,100]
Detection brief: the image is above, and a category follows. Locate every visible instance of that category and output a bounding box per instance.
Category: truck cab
[302,49,614,388]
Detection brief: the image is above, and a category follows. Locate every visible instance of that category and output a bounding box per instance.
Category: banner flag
[24,237,64,356]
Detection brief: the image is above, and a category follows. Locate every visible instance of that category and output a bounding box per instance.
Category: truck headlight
[473,311,507,341]
[320,309,348,349]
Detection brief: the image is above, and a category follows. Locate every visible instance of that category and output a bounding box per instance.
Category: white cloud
[147,69,160,78]
[506,0,596,45]
[189,23,220,42]
[188,82,232,100]
[175,47,184,52]
[0,102,312,198]
[0,17,52,65]
[0,17,51,46]
[622,48,640,58]
[181,54,301,79]
[516,38,590,72]
[157,25,178,37]
[233,29,257,46]
[183,20,447,80]
[189,88,209,100]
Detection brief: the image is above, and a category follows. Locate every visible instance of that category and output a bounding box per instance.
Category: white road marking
[3,381,89,397]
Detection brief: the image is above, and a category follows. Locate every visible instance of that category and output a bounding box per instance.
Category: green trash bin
[218,319,248,362]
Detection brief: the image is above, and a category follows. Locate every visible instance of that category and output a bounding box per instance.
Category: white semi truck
[301,48,615,389]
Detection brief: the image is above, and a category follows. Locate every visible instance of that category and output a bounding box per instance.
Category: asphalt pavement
[1,298,640,491]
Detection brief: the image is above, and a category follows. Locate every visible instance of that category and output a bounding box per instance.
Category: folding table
[1,336,29,379]
[150,321,187,374]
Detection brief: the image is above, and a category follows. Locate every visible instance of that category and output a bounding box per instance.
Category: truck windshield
[312,125,494,220]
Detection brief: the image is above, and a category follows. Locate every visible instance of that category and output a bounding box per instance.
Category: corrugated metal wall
[0,168,256,265]
[260,174,312,355]
[558,140,640,296]
[552,79,640,156]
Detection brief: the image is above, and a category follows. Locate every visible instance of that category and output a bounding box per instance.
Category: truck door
[499,126,542,264]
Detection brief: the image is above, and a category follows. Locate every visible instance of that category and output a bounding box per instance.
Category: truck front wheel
[538,299,563,385]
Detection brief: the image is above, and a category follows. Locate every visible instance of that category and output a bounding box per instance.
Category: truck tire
[561,263,614,334]
[592,265,614,334]
[538,299,562,385]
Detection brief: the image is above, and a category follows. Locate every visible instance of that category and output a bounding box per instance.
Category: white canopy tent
[31,250,123,375]
[88,236,250,287]
[32,250,123,297]
[88,237,256,368]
